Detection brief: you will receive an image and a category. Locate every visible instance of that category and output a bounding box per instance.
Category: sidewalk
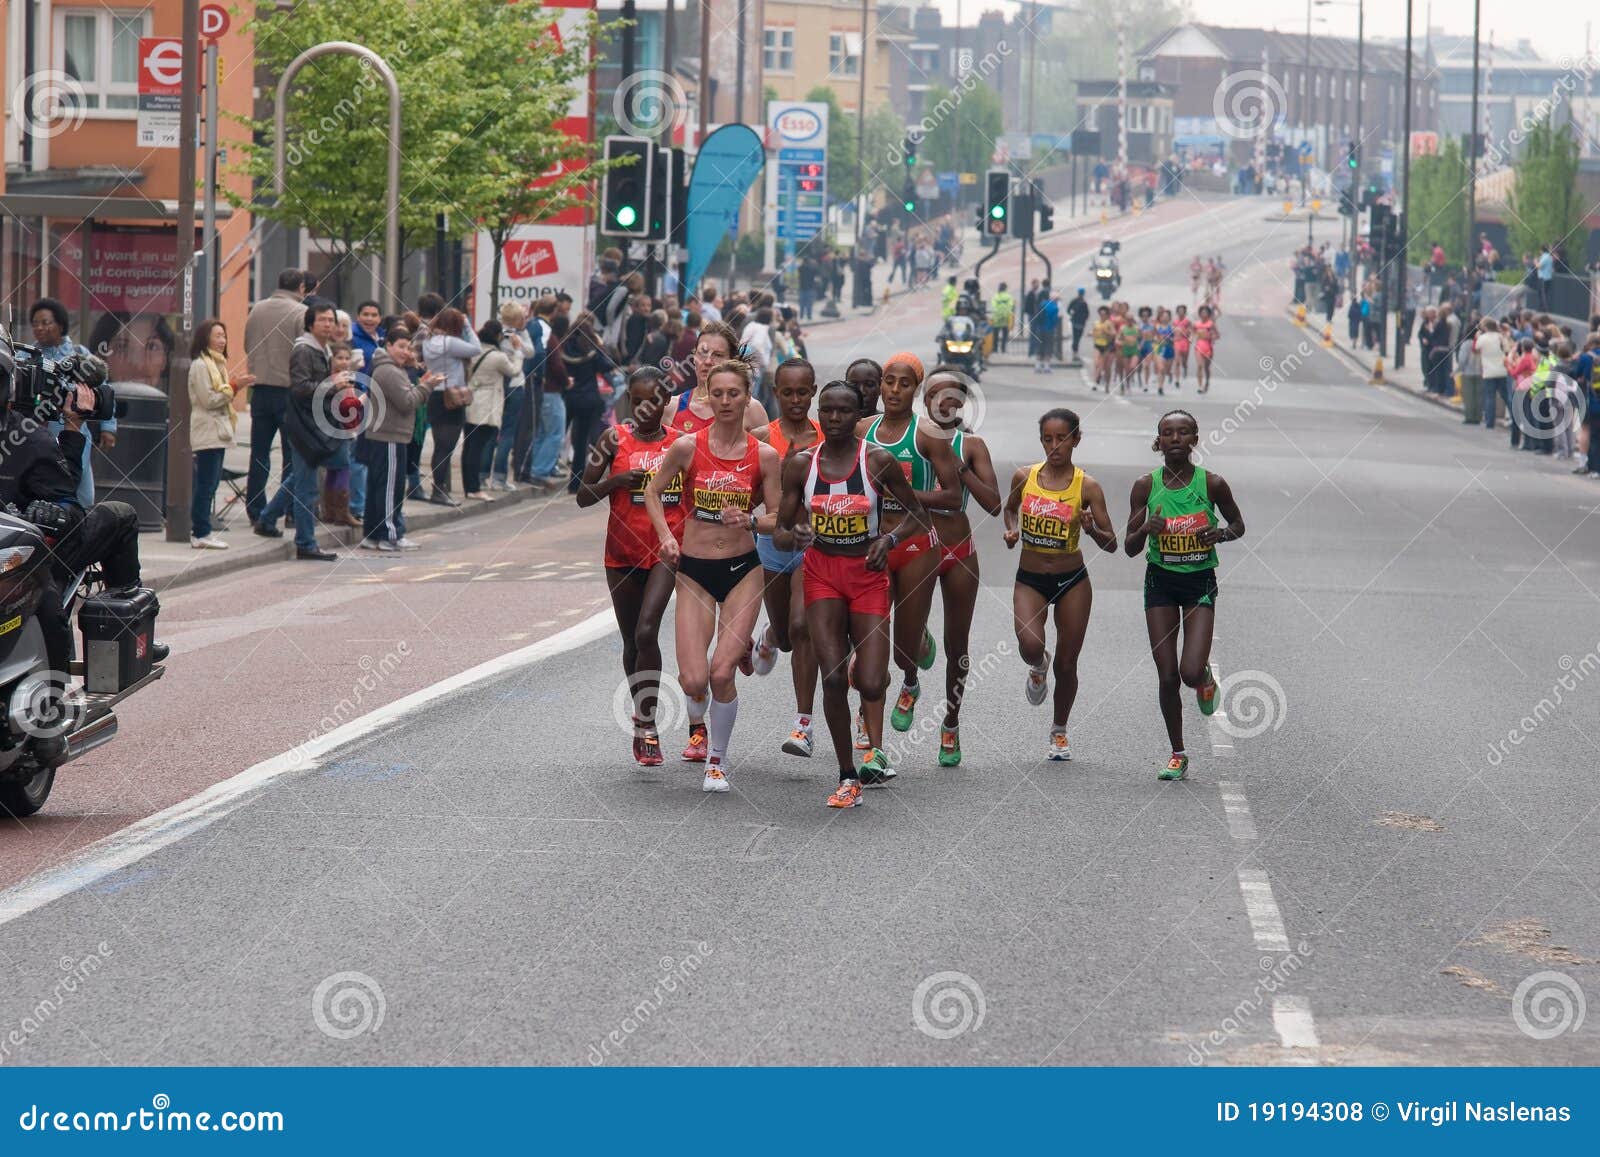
[136,416,566,592]
[1286,305,1463,414]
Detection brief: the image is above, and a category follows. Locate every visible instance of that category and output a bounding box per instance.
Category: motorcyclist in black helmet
[0,324,163,673]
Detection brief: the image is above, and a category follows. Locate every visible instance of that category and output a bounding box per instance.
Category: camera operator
[0,327,162,675]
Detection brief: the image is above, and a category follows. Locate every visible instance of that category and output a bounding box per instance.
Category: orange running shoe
[682,722,708,762]
[826,779,863,808]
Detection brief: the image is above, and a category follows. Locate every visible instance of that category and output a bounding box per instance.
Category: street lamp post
[1395,0,1413,370]
[1467,0,1481,271]
[1303,0,1313,207]
[1351,0,1363,299]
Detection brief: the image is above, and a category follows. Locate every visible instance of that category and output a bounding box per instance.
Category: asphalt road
[1,197,1596,1066]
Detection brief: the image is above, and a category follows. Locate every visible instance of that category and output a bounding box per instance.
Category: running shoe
[1159,753,1189,781]
[1047,730,1072,761]
[1197,667,1218,716]
[738,639,755,677]
[782,727,814,757]
[826,779,863,808]
[632,721,664,767]
[890,680,921,732]
[682,723,709,762]
[854,706,871,751]
[752,623,779,676]
[938,726,962,767]
[703,764,730,792]
[917,627,938,671]
[1025,655,1050,706]
[859,748,896,785]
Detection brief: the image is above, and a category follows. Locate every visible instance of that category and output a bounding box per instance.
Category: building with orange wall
[2,0,254,388]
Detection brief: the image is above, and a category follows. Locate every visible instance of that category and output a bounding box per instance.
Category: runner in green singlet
[1123,410,1246,782]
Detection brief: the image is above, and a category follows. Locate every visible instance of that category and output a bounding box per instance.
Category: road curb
[1283,304,1463,414]
[145,483,558,595]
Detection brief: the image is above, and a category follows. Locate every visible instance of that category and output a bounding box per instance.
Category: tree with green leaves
[1507,121,1582,262]
[1406,137,1470,264]
[230,0,615,304]
[920,82,1003,178]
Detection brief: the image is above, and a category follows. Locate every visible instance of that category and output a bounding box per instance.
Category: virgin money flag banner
[473,224,586,320]
[684,125,766,296]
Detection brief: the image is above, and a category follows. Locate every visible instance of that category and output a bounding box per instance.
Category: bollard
[1321,324,1333,348]
[1370,356,1386,384]
[1294,303,1307,326]
[882,285,892,305]
[1282,199,1294,216]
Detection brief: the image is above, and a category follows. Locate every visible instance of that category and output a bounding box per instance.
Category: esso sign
[775,109,822,142]
[139,39,184,90]
[200,4,231,39]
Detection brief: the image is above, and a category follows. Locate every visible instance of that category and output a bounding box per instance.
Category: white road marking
[0,611,617,927]
[1271,995,1321,1050]
[1217,781,1258,840]
[1236,867,1292,952]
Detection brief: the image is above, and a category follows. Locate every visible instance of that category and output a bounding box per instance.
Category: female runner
[1136,306,1156,390]
[1116,309,1141,394]
[1172,304,1192,387]
[1192,305,1219,394]
[774,380,930,805]
[1003,409,1117,760]
[846,357,882,418]
[577,367,684,765]
[858,354,962,776]
[1092,306,1115,391]
[669,320,768,436]
[645,360,782,791]
[923,368,1003,766]
[1123,410,1245,780]
[751,358,823,758]
[1154,308,1176,395]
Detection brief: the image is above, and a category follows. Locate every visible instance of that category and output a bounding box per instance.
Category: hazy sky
[926,0,1587,64]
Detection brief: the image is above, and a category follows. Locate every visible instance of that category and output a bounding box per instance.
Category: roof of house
[1138,23,1423,75]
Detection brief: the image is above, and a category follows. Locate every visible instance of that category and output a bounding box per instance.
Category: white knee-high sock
[707,696,739,763]
[687,693,708,724]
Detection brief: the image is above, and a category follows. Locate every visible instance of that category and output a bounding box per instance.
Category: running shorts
[679,551,762,604]
[803,550,890,618]
[887,529,939,572]
[1016,565,1089,607]
[755,532,806,575]
[1143,563,1218,610]
[937,535,977,577]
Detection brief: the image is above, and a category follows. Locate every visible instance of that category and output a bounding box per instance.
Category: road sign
[136,38,182,149]
[915,172,939,201]
[200,4,230,39]
[1298,141,1312,159]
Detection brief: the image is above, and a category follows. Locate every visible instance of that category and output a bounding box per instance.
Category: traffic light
[1037,196,1055,232]
[1339,185,1356,216]
[1344,141,1359,172]
[645,146,673,242]
[901,177,917,219]
[984,168,1010,237]
[903,130,921,170]
[1012,188,1033,240]
[600,136,652,238]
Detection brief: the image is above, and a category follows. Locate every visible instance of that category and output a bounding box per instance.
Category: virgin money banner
[472,224,586,322]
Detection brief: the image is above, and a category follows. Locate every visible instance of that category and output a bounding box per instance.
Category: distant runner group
[577,324,1246,808]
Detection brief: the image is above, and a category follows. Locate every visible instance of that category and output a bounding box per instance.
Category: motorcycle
[1093,240,1122,300]
[0,512,164,818]
[936,315,983,379]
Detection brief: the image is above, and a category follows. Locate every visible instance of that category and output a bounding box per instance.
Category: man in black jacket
[0,330,156,673]
[1066,289,1090,360]
[254,299,341,560]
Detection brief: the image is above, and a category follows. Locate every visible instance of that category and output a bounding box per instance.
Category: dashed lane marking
[1236,867,1292,952]
[1271,995,1321,1052]
[1217,781,1258,840]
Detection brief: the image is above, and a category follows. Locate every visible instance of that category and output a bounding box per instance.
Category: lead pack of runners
[582,334,1246,807]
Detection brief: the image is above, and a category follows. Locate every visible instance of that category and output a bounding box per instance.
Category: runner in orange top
[750,358,824,758]
[646,359,782,792]
[576,367,684,766]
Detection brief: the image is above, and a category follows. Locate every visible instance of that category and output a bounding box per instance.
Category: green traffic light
[990,205,1005,219]
[616,205,638,229]
[903,199,915,212]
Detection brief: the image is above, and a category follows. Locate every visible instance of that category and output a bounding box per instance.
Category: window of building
[1299,73,1305,96]
[829,32,861,77]
[1314,75,1322,99]
[56,7,149,113]
[763,26,794,73]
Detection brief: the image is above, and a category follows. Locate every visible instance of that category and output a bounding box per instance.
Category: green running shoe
[917,627,937,671]
[938,726,962,767]
[859,747,896,785]
[890,680,921,731]
[1159,753,1189,781]
[1197,667,1218,716]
